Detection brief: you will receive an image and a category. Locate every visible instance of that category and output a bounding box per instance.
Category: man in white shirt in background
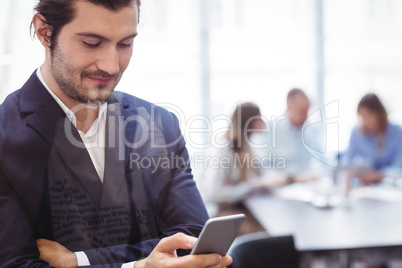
[254,88,326,183]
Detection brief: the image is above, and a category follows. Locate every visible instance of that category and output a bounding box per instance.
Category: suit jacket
[0,71,209,267]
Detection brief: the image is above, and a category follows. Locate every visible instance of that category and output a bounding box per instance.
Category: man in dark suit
[0,0,232,267]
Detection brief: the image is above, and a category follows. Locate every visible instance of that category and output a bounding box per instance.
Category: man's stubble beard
[50,44,119,105]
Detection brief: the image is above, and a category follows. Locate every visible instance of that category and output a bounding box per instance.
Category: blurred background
[1,0,402,168]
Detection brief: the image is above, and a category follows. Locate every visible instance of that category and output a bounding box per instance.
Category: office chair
[228,232,299,268]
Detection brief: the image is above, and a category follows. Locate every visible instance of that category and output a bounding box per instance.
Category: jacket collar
[19,70,138,207]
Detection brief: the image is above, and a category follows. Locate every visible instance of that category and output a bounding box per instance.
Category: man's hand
[36,239,78,268]
[135,233,232,268]
[294,171,318,183]
[360,169,384,184]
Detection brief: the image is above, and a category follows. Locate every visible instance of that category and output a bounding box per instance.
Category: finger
[207,255,233,268]
[224,255,233,267]
[158,233,197,253]
[164,253,223,268]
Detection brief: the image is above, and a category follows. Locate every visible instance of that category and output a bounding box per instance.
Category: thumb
[158,233,197,253]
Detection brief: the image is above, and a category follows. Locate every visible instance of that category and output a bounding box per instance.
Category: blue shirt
[343,122,402,173]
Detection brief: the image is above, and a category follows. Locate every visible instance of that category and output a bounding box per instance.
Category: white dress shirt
[36,68,107,182]
[252,116,325,177]
[36,68,136,268]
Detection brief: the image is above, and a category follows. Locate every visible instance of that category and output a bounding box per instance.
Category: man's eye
[83,41,101,48]
[119,40,133,48]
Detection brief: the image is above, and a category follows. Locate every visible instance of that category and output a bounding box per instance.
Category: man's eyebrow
[76,32,138,42]
[76,32,108,41]
[120,33,138,41]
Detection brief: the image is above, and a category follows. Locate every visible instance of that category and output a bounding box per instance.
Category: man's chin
[87,90,114,103]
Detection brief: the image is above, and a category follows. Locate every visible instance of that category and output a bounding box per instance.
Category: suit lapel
[98,97,140,244]
[50,118,103,207]
[21,71,103,207]
[101,101,133,207]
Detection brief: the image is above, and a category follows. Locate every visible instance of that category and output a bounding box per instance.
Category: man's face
[50,1,138,104]
[287,95,310,128]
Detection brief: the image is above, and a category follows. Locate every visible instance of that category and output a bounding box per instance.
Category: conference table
[244,184,402,252]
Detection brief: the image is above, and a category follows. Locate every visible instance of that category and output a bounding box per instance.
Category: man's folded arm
[0,173,49,268]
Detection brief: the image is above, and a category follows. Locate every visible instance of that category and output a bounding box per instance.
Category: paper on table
[274,182,315,202]
[275,181,402,204]
[351,186,402,202]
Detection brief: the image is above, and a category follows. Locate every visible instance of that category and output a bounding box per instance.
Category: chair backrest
[228,232,299,268]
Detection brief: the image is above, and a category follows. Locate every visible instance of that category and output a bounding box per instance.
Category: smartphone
[190,213,246,256]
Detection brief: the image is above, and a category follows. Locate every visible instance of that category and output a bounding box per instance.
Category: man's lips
[87,76,114,85]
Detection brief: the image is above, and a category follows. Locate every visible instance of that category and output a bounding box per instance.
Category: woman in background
[204,102,286,235]
[344,93,402,184]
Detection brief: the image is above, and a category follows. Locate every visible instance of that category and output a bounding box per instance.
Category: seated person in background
[203,102,287,235]
[253,88,326,183]
[343,93,402,184]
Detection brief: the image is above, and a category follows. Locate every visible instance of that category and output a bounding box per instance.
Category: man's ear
[32,13,52,48]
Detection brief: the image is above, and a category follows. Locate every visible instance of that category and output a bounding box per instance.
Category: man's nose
[97,46,120,76]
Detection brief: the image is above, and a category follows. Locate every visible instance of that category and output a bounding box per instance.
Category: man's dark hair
[286,88,308,105]
[31,0,141,50]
